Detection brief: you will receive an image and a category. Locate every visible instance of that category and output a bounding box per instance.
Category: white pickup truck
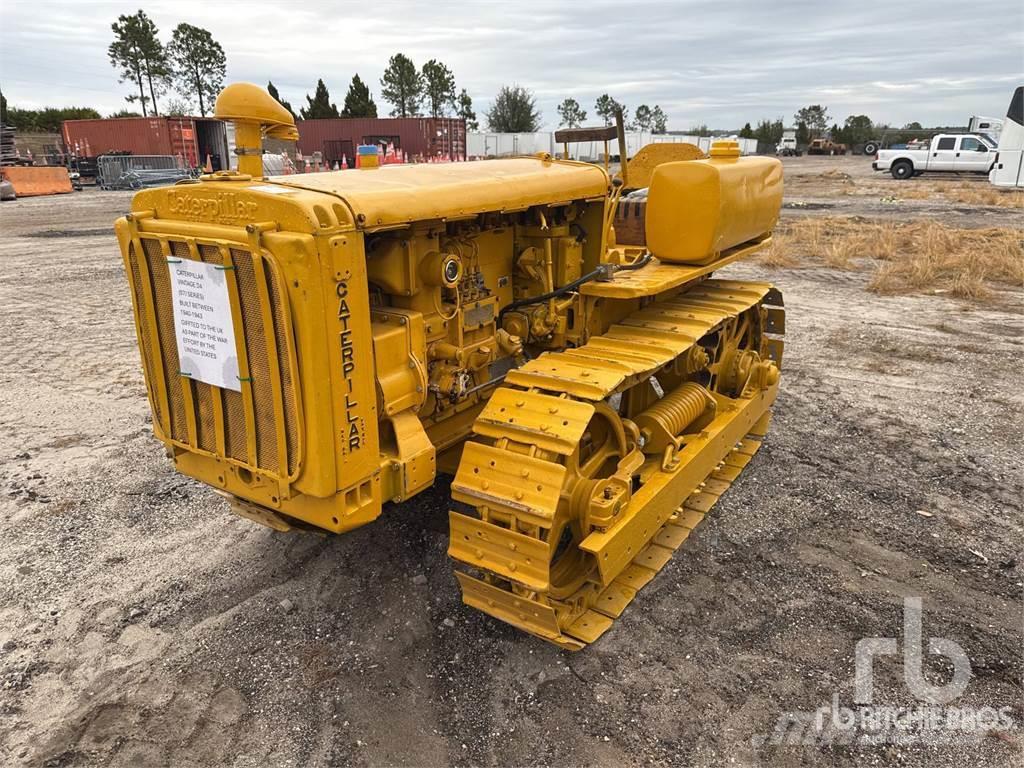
[872,133,997,179]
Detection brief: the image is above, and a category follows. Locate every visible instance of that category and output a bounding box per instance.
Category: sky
[2,0,1022,131]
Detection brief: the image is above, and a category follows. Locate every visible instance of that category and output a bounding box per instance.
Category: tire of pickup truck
[891,160,914,180]
[863,142,879,156]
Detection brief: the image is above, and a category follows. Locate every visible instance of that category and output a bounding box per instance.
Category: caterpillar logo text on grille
[167,191,258,222]
[336,280,363,452]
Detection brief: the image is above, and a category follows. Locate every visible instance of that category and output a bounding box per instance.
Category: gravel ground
[0,160,1021,767]
[778,154,1023,228]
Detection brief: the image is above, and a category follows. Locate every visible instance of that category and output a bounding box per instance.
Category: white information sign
[168,260,241,392]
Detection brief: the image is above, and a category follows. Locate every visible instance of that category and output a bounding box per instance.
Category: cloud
[2,0,1021,129]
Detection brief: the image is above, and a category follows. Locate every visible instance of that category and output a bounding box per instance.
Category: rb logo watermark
[755,597,1016,747]
[855,596,971,706]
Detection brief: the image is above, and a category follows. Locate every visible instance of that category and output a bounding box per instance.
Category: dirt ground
[779,154,1022,228]
[0,157,1021,767]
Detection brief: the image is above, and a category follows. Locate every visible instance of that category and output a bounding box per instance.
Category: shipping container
[297,117,466,163]
[61,117,230,170]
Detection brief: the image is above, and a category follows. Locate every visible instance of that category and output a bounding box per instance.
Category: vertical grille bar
[163,239,199,448]
[219,245,260,467]
[264,264,300,475]
[143,238,188,442]
[231,248,278,473]
[125,242,164,431]
[187,242,224,455]
[127,234,173,438]
[196,245,229,458]
[247,249,289,478]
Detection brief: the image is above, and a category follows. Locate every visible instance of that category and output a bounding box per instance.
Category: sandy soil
[0,160,1021,767]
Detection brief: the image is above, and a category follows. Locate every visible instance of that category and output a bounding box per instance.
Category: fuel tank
[644,142,783,265]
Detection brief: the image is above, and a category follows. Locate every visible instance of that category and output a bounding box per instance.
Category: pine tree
[795,121,810,146]
[108,10,171,116]
[594,94,627,127]
[651,106,668,134]
[421,59,456,118]
[633,105,652,131]
[341,74,377,118]
[556,98,587,128]
[380,53,423,118]
[456,89,478,130]
[755,119,785,145]
[167,23,226,117]
[301,79,339,119]
[794,105,829,138]
[267,82,297,120]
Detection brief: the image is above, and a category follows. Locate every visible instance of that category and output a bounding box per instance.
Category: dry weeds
[762,217,1024,299]
[837,178,1024,208]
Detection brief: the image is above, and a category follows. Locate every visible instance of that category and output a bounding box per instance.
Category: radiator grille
[129,236,299,478]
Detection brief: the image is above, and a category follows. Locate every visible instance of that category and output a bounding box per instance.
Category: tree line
[0,91,101,132]
[556,96,668,133]
[275,54,478,128]
[736,105,933,147]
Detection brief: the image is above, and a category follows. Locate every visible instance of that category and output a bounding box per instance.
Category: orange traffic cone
[341,154,348,169]
[204,154,213,173]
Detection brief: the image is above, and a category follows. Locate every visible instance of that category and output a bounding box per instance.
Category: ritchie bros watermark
[754,597,1017,747]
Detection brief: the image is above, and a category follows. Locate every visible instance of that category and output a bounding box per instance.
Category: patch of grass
[761,230,799,267]
[841,177,1024,208]
[946,183,1021,207]
[823,238,859,269]
[760,217,1024,300]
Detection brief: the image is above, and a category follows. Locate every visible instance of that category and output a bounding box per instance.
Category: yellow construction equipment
[115,84,785,648]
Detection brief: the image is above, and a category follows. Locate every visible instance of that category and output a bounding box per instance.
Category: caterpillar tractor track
[114,84,785,649]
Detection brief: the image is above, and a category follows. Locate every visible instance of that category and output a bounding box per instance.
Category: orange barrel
[644,142,783,265]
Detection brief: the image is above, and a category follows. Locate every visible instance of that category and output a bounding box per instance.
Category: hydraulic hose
[498,251,652,322]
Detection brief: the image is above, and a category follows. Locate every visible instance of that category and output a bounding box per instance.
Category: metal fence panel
[467,132,758,161]
[97,155,193,190]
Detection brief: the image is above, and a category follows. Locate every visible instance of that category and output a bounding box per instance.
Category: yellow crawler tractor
[115,84,785,649]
